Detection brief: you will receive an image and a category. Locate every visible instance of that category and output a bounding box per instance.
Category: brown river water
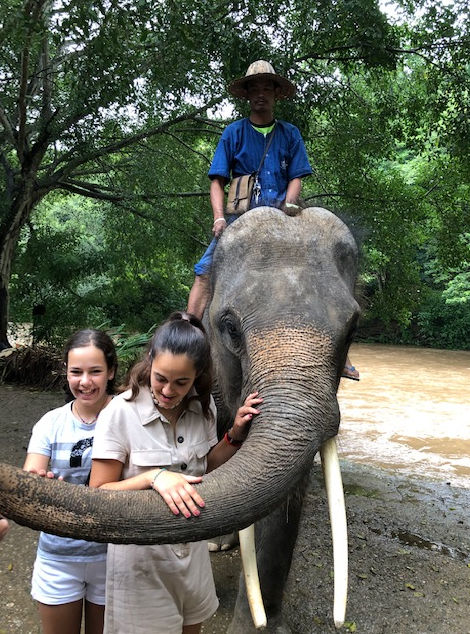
[336,343,470,488]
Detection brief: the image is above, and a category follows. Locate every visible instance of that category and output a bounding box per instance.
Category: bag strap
[255,123,276,175]
[234,175,244,202]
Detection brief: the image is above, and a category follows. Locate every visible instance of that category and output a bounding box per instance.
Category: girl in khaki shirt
[90,311,262,634]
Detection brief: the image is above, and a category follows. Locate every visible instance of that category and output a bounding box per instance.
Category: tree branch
[0,105,17,147]
[193,116,228,130]
[40,36,52,121]
[46,184,210,249]
[51,99,220,182]
[17,0,48,160]
[17,47,30,161]
[55,178,209,203]
[304,185,439,205]
[0,152,15,198]
[162,130,212,165]
[104,199,210,249]
[295,37,469,72]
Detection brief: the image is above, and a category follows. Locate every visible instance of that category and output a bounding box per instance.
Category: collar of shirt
[250,120,276,136]
[130,386,201,426]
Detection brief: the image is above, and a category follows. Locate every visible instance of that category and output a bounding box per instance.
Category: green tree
[0,0,411,347]
[294,1,470,335]
[11,192,195,343]
[3,0,469,348]
[0,0,228,346]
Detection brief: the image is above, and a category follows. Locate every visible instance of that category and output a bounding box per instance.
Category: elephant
[0,206,359,633]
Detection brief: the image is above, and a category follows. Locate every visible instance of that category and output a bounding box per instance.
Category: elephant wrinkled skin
[0,206,359,633]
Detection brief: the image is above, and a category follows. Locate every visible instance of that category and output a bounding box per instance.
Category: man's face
[245,79,278,116]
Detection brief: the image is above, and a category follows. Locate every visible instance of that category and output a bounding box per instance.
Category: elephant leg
[228,474,309,634]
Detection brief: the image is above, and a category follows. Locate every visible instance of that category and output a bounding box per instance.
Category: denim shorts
[194,214,237,275]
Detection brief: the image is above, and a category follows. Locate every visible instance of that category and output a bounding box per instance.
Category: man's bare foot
[342,365,360,381]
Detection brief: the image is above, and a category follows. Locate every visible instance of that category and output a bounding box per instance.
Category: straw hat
[228,60,296,99]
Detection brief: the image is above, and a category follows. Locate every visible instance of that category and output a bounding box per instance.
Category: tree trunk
[0,192,38,348]
[0,228,17,349]
[0,274,12,350]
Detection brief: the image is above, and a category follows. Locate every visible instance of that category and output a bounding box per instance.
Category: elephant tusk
[239,524,267,630]
[320,436,348,629]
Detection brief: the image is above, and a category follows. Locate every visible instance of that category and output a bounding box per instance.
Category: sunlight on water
[337,344,470,488]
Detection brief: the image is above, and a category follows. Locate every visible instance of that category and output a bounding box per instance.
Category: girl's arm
[89,458,131,490]
[206,392,263,473]
[89,459,204,519]
[23,453,55,478]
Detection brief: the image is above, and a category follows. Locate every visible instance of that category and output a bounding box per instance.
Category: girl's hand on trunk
[151,469,204,519]
[0,516,9,540]
[25,467,63,480]
[232,391,263,439]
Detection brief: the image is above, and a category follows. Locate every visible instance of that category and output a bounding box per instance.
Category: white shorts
[31,554,106,606]
[104,541,219,634]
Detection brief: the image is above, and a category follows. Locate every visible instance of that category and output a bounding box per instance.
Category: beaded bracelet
[213,217,227,225]
[152,468,167,489]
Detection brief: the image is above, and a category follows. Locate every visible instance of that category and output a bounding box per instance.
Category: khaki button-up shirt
[92,387,218,479]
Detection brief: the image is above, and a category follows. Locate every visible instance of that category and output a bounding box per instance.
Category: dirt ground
[0,384,469,634]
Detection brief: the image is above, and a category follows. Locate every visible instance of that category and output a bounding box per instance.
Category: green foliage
[293,4,470,348]
[10,194,192,344]
[2,0,470,352]
[104,324,156,380]
[414,290,470,350]
[444,271,470,306]
[10,196,105,344]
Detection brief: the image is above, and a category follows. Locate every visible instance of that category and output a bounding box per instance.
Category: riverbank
[1,384,469,633]
[201,460,470,634]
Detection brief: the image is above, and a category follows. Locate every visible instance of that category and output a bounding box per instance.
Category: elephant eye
[218,311,243,351]
[220,312,240,338]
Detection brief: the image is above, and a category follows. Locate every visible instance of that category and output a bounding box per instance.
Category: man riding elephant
[187,60,312,318]
[187,60,359,381]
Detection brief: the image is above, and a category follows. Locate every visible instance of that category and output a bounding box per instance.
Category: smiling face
[150,351,197,411]
[66,345,115,408]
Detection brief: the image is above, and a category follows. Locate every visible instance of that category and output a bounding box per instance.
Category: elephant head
[210,206,358,432]
[0,207,358,564]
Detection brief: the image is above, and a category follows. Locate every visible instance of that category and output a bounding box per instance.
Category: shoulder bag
[226,126,276,215]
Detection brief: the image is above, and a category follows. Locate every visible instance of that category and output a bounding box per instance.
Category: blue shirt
[208,118,312,208]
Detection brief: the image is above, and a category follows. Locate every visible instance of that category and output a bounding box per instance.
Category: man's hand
[282,201,302,216]
[213,217,227,237]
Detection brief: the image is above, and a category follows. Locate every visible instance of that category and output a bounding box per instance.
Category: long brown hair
[125,312,213,419]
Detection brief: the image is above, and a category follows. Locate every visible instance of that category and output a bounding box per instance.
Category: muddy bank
[202,462,470,634]
[1,385,469,633]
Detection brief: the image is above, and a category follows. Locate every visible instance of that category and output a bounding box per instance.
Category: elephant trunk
[0,327,340,545]
[0,418,325,544]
